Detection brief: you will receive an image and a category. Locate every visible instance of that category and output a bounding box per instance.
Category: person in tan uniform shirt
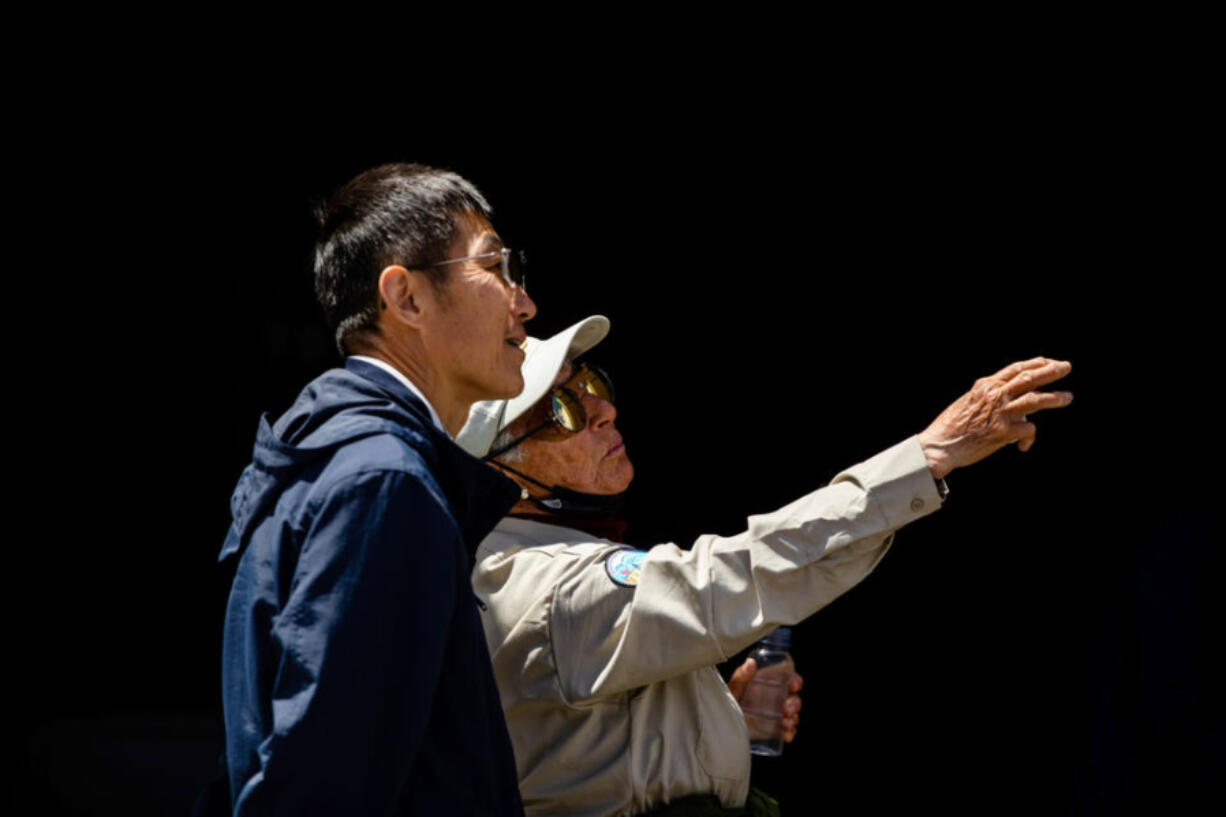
[457,317,1073,817]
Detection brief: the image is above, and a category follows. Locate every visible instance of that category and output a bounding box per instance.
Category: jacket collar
[345,355,446,433]
[344,358,520,561]
[343,357,439,432]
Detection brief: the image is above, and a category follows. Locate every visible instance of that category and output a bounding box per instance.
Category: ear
[377,265,437,330]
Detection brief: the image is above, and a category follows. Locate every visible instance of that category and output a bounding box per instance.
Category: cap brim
[455,315,610,457]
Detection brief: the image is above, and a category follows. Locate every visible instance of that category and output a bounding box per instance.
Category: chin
[601,462,634,494]
[490,370,525,400]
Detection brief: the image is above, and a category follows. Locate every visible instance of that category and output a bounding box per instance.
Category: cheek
[442,282,506,357]
[571,446,604,481]
[554,444,604,489]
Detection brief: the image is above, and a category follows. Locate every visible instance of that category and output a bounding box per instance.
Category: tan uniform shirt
[472,436,944,817]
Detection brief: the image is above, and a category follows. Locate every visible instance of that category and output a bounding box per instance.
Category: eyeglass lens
[550,390,585,432]
[574,365,613,403]
[502,249,527,290]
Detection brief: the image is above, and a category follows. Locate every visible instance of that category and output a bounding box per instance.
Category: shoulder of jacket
[285,453,451,536]
[321,432,439,484]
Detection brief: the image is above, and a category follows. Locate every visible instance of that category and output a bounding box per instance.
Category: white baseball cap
[456,315,610,457]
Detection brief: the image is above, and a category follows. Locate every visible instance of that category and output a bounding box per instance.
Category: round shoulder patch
[604,549,647,587]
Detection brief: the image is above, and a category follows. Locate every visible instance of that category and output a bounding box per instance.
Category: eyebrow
[476,234,505,255]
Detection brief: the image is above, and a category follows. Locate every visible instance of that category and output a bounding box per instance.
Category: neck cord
[486,458,553,495]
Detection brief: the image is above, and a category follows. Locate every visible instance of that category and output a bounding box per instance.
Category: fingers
[997,360,1071,453]
[1005,387,1071,453]
[993,356,1051,382]
[780,675,803,742]
[726,658,756,702]
[1003,358,1072,398]
[1006,389,1073,416]
[1013,421,1037,452]
[781,694,802,742]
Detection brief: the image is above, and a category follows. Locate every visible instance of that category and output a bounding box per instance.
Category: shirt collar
[346,355,447,435]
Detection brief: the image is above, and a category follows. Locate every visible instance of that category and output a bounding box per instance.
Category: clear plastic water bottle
[741,627,794,757]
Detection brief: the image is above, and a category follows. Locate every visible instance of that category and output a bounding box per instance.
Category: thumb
[727,657,757,702]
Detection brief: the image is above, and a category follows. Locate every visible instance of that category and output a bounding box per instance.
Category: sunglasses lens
[579,365,614,403]
[551,389,586,432]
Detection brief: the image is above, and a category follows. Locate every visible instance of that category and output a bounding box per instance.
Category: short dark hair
[314,163,494,355]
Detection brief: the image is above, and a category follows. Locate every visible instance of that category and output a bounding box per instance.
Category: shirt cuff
[835,435,945,531]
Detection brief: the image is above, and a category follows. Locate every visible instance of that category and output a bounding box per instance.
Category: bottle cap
[760,626,791,650]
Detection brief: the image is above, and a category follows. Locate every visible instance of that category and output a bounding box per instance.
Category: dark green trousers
[638,788,781,817]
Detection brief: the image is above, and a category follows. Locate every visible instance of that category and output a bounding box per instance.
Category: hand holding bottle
[727,628,804,754]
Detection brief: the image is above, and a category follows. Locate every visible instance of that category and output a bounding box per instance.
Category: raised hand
[918,357,1073,480]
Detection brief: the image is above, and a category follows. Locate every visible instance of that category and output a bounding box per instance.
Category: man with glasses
[219,163,536,816]
[457,317,1073,817]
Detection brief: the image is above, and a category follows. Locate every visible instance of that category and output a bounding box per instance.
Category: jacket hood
[219,359,519,563]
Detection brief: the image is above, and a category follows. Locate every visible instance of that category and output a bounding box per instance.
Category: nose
[512,286,537,323]
[583,391,616,429]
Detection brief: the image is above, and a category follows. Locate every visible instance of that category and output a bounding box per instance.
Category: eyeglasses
[485,363,614,460]
[424,247,527,291]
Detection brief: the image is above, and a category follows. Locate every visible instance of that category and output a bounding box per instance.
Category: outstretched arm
[541,358,1073,702]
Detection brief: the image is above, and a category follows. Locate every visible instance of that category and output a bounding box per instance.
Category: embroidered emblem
[605,549,646,587]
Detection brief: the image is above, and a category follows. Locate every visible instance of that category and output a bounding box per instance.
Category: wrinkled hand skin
[727,657,805,743]
[919,357,1073,480]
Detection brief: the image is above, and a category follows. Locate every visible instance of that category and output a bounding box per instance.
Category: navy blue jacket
[219,359,523,816]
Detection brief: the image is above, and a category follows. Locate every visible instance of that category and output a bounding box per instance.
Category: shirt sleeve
[549,436,944,703]
[233,469,460,815]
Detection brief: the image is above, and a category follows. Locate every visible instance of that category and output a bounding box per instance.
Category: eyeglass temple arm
[423,248,519,268]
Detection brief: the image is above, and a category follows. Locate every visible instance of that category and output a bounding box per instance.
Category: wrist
[918,433,954,481]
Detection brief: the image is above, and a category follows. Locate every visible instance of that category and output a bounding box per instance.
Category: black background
[9,66,1219,815]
